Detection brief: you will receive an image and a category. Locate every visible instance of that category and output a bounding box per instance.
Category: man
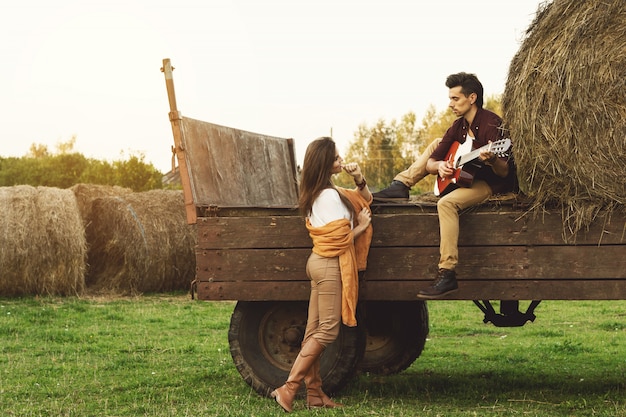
[374,72,517,299]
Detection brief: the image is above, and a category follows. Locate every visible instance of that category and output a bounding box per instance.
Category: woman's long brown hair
[298,137,354,219]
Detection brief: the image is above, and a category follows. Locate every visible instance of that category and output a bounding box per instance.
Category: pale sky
[0,0,545,174]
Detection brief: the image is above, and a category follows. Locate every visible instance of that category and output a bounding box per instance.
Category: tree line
[0,137,165,191]
[334,95,502,194]
[1,97,501,193]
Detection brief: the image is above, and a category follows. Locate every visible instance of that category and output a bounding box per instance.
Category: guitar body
[434,138,511,196]
[434,138,473,196]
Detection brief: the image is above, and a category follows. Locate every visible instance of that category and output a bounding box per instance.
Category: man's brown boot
[417,268,458,299]
[304,357,343,408]
[270,338,324,413]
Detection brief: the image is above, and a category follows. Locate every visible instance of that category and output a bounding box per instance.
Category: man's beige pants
[437,180,492,270]
[392,137,493,271]
[393,137,441,186]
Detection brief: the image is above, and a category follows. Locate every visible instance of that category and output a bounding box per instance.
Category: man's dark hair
[446,72,484,108]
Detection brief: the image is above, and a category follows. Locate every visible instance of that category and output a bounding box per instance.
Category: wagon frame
[161,58,626,396]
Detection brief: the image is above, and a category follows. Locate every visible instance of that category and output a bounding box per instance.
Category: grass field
[0,294,624,416]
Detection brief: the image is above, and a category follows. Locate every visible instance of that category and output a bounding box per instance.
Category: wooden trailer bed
[161,58,626,397]
[194,197,626,303]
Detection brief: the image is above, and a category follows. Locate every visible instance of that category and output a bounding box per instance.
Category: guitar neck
[457,143,491,167]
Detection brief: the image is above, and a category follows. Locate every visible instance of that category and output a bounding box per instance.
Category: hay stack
[0,186,86,296]
[503,0,626,232]
[85,190,197,294]
[70,183,132,225]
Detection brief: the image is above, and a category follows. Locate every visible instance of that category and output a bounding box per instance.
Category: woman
[271,137,373,412]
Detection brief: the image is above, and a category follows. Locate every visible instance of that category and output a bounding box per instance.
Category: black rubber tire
[357,300,429,375]
[228,301,366,397]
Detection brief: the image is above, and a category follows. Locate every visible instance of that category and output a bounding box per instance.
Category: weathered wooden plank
[195,248,310,280]
[193,200,626,302]
[197,279,626,301]
[196,216,310,249]
[368,245,626,280]
[196,245,626,283]
[180,117,299,208]
[457,210,626,246]
[197,280,311,301]
[196,209,625,250]
[361,279,626,300]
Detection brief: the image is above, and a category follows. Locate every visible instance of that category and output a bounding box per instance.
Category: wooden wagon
[161,59,626,396]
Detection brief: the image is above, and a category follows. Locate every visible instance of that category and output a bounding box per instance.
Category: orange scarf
[306,187,373,327]
[338,188,373,271]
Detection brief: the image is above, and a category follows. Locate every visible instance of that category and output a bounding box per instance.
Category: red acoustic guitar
[434,138,511,196]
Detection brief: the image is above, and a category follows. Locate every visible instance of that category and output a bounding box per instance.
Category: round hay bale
[70,183,132,226]
[85,190,197,294]
[503,0,626,231]
[0,185,86,296]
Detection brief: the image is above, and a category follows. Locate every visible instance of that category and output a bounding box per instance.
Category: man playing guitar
[421,72,518,298]
[374,72,518,298]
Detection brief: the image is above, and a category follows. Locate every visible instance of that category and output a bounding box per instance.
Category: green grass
[0,295,624,416]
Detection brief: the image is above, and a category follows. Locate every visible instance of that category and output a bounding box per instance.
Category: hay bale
[503,0,626,232]
[0,185,86,296]
[85,190,197,294]
[70,183,132,225]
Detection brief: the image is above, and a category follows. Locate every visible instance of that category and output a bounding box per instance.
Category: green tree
[340,113,420,191]
[484,94,502,116]
[39,153,91,188]
[27,143,50,158]
[394,112,420,170]
[79,159,117,185]
[0,138,164,191]
[112,154,163,191]
[0,157,37,186]
[55,135,77,154]
[339,95,503,195]
[336,124,365,188]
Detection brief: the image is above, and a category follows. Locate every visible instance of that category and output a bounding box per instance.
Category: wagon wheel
[358,300,429,375]
[228,301,366,397]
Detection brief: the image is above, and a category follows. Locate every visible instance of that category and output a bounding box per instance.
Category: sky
[0,0,547,174]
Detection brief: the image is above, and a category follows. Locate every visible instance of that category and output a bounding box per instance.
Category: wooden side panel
[193,205,626,301]
[196,246,626,283]
[361,279,626,300]
[180,117,299,208]
[196,209,626,250]
[196,216,310,249]
[197,279,626,301]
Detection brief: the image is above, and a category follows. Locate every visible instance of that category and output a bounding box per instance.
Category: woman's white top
[308,188,353,228]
